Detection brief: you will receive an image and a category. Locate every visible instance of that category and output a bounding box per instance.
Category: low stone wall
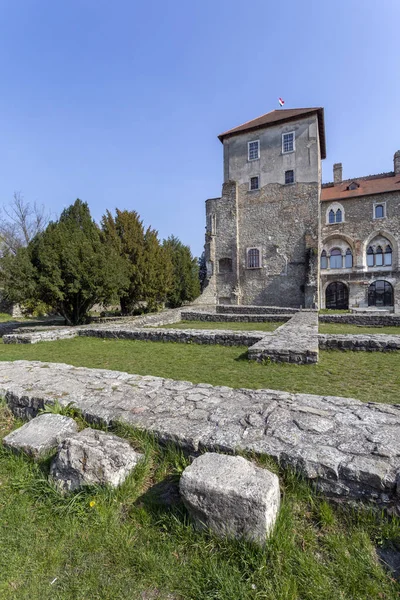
[319,314,400,327]
[319,334,400,351]
[180,311,290,323]
[3,329,78,344]
[79,327,264,347]
[1,360,399,512]
[217,305,299,315]
[248,311,319,364]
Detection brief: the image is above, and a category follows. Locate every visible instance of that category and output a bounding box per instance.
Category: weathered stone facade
[204,107,400,311]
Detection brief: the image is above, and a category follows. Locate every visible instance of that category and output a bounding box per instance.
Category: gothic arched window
[336,209,342,223]
[320,250,327,269]
[375,246,383,267]
[329,209,335,224]
[367,246,374,267]
[330,248,342,269]
[345,248,353,268]
[385,245,392,266]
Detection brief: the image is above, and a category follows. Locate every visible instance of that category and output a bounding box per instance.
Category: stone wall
[248,311,319,364]
[79,327,264,347]
[181,311,290,323]
[319,314,400,326]
[319,334,400,351]
[1,361,399,512]
[320,189,400,310]
[217,304,299,315]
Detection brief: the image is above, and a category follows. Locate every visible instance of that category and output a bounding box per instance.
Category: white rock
[179,452,280,545]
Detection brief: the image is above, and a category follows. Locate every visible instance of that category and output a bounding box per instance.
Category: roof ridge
[322,171,395,187]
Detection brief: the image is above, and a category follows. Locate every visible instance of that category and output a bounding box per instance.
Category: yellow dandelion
[89,500,96,508]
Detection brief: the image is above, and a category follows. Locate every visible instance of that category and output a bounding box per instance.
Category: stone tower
[204,107,326,307]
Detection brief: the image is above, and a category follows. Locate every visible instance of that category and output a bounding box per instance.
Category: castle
[204,107,400,312]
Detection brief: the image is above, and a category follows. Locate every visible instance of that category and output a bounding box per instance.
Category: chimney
[333,163,342,184]
[394,151,400,175]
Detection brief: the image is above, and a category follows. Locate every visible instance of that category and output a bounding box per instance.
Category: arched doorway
[325,282,349,309]
[368,280,393,307]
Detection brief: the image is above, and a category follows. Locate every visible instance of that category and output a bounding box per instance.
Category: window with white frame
[248,140,260,161]
[250,176,259,191]
[285,170,294,184]
[327,205,343,224]
[374,203,385,219]
[247,248,260,268]
[282,132,295,153]
[366,237,393,267]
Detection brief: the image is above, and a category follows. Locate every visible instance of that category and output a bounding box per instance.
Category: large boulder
[50,428,144,492]
[2,413,78,459]
[179,452,280,545]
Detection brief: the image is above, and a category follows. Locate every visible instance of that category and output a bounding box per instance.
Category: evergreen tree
[2,200,127,325]
[163,236,200,308]
[101,209,146,314]
[198,250,208,292]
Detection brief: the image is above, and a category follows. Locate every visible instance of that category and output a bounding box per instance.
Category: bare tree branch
[0,192,50,255]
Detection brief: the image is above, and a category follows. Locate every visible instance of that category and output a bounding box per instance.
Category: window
[285,170,294,184]
[375,246,383,266]
[347,182,359,191]
[368,280,393,307]
[385,245,392,266]
[247,248,260,268]
[250,176,259,191]
[282,132,294,153]
[327,205,344,224]
[330,248,342,269]
[320,250,327,269]
[248,140,260,161]
[374,204,384,219]
[367,246,374,266]
[345,248,353,268]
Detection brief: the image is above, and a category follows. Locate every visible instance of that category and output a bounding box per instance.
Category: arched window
[385,245,392,266]
[320,250,327,269]
[375,204,384,219]
[247,248,260,268]
[330,248,342,269]
[329,210,335,224]
[368,280,393,307]
[367,246,374,267]
[375,246,383,266]
[345,248,353,268]
[336,208,342,223]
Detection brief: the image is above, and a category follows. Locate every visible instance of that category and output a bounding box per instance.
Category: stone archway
[368,280,394,307]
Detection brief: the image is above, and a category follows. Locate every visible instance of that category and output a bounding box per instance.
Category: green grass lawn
[157,320,283,331]
[0,403,399,600]
[1,337,400,404]
[319,323,400,335]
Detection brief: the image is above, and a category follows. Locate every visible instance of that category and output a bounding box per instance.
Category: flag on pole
[278,97,285,107]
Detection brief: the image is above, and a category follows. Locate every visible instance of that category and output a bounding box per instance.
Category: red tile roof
[321,173,400,201]
[218,107,326,159]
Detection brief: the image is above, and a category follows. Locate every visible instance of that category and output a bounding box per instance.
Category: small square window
[247,248,260,268]
[248,140,260,161]
[282,132,295,153]
[374,204,385,219]
[250,176,259,191]
[285,170,294,184]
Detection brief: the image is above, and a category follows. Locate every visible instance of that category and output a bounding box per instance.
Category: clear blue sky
[0,0,399,257]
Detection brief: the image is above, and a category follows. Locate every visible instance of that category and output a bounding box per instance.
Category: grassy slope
[0,403,399,600]
[1,337,400,404]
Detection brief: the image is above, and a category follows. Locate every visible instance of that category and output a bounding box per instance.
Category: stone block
[2,413,78,458]
[179,453,280,545]
[50,428,144,492]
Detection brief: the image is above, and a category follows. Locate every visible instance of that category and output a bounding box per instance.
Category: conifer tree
[2,200,127,325]
[163,236,200,307]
